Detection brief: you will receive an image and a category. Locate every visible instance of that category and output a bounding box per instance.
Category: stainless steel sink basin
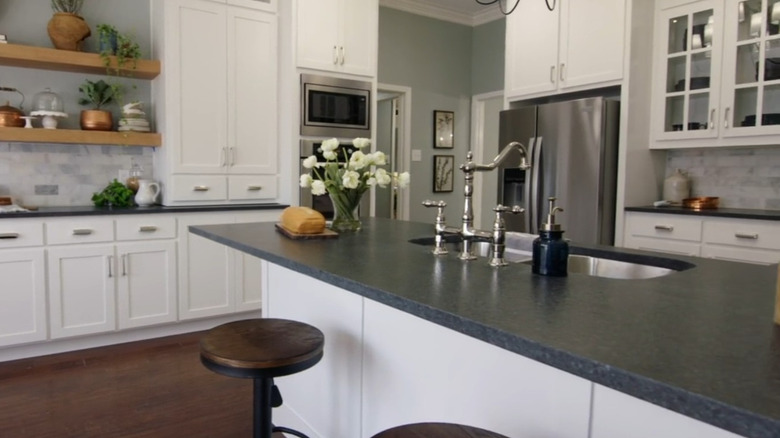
[566,254,674,279]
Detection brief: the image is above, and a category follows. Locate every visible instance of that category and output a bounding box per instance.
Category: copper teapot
[0,86,25,128]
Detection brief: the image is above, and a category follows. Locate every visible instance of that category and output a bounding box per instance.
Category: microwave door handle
[530,136,543,235]
[523,137,536,234]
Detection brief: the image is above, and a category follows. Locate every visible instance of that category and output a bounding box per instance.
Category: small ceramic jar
[663,169,691,203]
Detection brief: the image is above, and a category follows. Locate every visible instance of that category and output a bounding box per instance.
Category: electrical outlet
[412,149,422,162]
[118,169,130,182]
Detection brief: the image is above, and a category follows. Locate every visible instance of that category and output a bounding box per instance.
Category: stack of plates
[118,102,151,133]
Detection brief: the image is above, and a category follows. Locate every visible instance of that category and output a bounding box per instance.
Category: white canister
[134,179,160,207]
[663,169,691,203]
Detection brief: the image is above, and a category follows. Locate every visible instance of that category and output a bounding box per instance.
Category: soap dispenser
[532,197,569,277]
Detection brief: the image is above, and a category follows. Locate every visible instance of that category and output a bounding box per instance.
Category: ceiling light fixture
[475,0,555,15]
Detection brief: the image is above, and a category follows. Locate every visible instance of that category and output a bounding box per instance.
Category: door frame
[377,83,412,221]
[470,90,504,229]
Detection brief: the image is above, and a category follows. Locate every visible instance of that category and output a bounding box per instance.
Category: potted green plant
[47,0,90,51]
[78,79,117,131]
[96,23,118,56]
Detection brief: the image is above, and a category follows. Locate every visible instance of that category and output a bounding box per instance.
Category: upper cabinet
[651,0,780,148]
[505,0,626,101]
[296,0,378,77]
[152,0,279,205]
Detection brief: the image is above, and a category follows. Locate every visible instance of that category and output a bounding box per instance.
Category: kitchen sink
[409,234,694,279]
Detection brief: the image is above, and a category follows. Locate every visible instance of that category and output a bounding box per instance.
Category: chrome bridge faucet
[423,141,530,266]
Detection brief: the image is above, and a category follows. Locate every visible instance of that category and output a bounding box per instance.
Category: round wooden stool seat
[200,318,324,379]
[372,422,510,438]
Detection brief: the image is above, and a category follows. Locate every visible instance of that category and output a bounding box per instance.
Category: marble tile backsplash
[666,147,780,210]
[0,143,154,207]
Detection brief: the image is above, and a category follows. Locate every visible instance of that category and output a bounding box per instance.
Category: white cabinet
[178,211,276,320]
[591,384,744,438]
[623,211,780,264]
[0,219,46,347]
[116,241,178,329]
[296,0,378,77]
[154,0,279,205]
[505,0,625,101]
[651,0,780,148]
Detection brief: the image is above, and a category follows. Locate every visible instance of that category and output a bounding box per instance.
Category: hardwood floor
[0,332,287,437]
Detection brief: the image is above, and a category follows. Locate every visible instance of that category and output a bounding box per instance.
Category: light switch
[412,149,422,162]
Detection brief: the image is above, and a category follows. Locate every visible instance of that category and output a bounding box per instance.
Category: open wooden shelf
[0,43,160,79]
[0,127,162,147]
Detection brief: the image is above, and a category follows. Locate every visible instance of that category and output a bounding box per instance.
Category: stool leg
[254,377,274,438]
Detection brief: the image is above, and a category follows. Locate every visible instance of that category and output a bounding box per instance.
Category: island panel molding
[0,43,161,80]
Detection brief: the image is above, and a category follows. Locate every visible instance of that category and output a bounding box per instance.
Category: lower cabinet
[624,212,780,265]
[116,241,178,329]
[591,385,743,438]
[0,248,46,347]
[178,211,276,320]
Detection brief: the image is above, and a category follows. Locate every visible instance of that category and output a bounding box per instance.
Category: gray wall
[378,7,504,223]
[471,19,505,95]
[0,0,152,206]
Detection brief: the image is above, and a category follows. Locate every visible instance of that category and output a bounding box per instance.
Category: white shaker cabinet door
[116,241,178,329]
[339,0,378,77]
[48,245,117,339]
[0,249,46,347]
[296,0,341,72]
[505,0,560,98]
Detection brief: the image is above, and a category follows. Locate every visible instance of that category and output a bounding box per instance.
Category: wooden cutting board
[275,223,338,240]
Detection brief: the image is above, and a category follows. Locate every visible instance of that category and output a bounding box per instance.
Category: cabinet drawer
[46,218,114,245]
[701,245,780,266]
[228,175,278,201]
[116,215,176,241]
[623,235,701,257]
[0,220,44,248]
[625,213,702,242]
[170,175,227,202]
[703,219,780,251]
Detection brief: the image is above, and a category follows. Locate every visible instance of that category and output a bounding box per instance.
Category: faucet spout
[475,141,531,171]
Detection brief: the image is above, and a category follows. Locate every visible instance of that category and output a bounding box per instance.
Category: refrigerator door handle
[530,136,544,235]
[523,137,536,234]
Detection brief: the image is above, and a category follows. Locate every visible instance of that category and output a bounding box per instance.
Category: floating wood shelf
[0,43,160,79]
[0,127,162,147]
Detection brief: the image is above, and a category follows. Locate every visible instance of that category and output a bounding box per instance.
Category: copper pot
[0,87,25,128]
[80,109,113,131]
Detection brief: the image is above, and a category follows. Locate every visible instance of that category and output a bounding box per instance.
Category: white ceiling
[378,0,505,26]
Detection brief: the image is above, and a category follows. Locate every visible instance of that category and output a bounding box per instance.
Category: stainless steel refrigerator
[497,97,620,246]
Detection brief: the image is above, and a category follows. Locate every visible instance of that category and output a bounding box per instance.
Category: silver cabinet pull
[139,225,158,233]
[724,107,730,129]
[339,46,345,65]
[108,256,114,278]
[121,254,127,276]
[710,109,716,130]
[654,225,674,231]
[247,185,263,191]
[0,232,19,239]
[230,147,236,166]
[220,147,227,167]
[735,232,759,240]
[550,65,556,83]
[559,63,565,81]
[193,186,210,192]
[333,45,338,64]
[72,228,94,236]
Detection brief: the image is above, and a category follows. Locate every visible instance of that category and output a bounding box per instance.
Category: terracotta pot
[47,12,91,51]
[80,110,113,131]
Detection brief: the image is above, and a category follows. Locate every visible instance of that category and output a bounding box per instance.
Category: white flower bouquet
[299,137,410,231]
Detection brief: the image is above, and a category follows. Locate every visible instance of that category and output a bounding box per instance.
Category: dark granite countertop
[0,203,287,219]
[626,205,780,221]
[190,218,780,438]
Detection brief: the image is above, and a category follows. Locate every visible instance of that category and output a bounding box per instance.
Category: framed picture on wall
[433,110,454,149]
[433,155,454,192]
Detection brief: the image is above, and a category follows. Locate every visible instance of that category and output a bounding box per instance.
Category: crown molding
[379,0,504,27]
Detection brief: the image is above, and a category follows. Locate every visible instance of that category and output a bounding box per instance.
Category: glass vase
[329,191,362,232]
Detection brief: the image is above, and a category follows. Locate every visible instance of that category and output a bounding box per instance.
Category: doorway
[471,91,505,229]
[375,84,411,221]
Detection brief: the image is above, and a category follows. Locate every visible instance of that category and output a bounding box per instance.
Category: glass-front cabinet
[652,0,780,148]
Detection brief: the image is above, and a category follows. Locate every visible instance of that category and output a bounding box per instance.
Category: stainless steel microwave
[300,73,371,138]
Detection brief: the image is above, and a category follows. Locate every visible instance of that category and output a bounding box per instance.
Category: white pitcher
[134,179,160,207]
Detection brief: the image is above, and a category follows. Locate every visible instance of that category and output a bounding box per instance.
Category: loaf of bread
[280,207,326,234]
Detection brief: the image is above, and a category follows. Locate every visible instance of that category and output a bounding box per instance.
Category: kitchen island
[190,218,780,438]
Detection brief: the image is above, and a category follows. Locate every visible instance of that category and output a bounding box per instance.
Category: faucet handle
[493,204,524,214]
[422,200,447,208]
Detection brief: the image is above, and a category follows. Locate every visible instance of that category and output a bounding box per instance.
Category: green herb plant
[92,179,135,207]
[97,30,141,106]
[78,79,116,110]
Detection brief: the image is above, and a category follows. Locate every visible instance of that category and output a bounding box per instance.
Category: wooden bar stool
[200,318,324,438]
[372,422,510,438]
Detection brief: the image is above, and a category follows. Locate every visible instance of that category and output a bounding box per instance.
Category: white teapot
[134,179,160,207]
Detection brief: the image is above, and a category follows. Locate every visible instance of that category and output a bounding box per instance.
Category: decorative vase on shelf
[328,191,363,233]
[47,12,91,51]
